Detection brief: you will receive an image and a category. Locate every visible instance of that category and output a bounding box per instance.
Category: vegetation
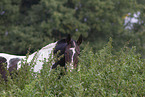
[0,0,145,96]
[0,40,145,96]
[0,0,145,55]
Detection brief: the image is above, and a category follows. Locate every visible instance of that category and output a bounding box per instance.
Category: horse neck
[27,42,57,62]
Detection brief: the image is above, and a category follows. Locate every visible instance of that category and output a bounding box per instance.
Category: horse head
[52,34,82,71]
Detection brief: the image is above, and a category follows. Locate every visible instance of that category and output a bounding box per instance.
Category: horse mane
[54,38,70,51]
[56,39,66,45]
[56,39,76,46]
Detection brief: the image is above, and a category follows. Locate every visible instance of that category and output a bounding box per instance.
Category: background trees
[0,0,145,55]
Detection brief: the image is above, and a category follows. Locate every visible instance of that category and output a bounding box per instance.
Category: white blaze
[69,47,76,70]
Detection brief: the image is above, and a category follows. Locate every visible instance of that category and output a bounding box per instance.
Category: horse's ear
[77,34,82,45]
[66,34,71,44]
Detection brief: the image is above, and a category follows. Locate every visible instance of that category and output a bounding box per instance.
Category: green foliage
[0,40,144,96]
[0,0,145,95]
[1,0,144,55]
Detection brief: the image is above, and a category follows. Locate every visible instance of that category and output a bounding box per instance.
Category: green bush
[0,39,144,96]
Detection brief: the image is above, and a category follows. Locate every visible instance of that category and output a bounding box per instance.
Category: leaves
[1,40,144,96]
[0,0,142,55]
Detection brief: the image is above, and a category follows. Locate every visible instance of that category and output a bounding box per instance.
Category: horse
[0,34,82,81]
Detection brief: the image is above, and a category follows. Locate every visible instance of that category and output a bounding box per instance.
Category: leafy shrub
[0,39,144,96]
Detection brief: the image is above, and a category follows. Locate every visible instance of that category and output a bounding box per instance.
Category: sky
[124,12,140,29]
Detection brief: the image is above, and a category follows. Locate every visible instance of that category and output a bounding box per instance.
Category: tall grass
[0,39,145,96]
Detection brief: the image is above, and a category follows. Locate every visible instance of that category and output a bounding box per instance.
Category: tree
[73,0,137,50]
[0,0,144,55]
